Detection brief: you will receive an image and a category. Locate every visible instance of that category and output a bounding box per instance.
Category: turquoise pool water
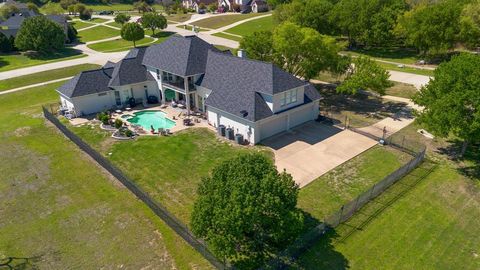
[127,110,176,130]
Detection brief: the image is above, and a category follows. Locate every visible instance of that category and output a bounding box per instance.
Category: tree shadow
[0,255,42,270]
[151,31,175,39]
[23,48,83,61]
[436,139,480,180]
[265,210,349,270]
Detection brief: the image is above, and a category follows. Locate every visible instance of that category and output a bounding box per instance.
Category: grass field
[87,17,110,23]
[70,20,95,30]
[212,32,243,42]
[385,82,418,99]
[0,49,85,72]
[224,15,274,36]
[298,146,412,221]
[0,83,212,269]
[343,48,420,65]
[86,4,134,11]
[0,64,100,92]
[165,13,193,23]
[378,62,435,77]
[106,21,122,28]
[193,13,268,29]
[88,36,154,52]
[77,25,120,43]
[88,31,173,52]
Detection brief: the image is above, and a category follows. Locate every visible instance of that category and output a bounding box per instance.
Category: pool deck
[70,104,214,135]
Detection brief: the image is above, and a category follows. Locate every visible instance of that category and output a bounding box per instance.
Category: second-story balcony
[162,78,195,93]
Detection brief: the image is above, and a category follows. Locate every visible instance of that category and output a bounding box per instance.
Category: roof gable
[108,47,155,87]
[58,68,114,98]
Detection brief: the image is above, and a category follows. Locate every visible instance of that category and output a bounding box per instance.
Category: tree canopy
[191,153,303,268]
[141,12,167,35]
[15,16,65,53]
[240,22,345,80]
[121,22,145,47]
[413,53,480,156]
[114,13,131,25]
[337,57,393,95]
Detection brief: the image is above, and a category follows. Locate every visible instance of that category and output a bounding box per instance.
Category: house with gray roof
[57,35,321,144]
[0,0,68,40]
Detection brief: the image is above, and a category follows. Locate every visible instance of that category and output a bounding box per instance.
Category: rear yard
[0,83,212,269]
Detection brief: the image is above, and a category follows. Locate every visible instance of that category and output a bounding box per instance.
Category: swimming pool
[127,110,176,130]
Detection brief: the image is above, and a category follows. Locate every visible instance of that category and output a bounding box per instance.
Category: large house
[218,0,268,13]
[57,35,321,144]
[0,0,68,40]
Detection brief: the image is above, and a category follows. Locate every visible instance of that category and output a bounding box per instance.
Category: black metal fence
[272,130,426,268]
[42,105,227,269]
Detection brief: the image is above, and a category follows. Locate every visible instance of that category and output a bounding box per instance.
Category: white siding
[272,86,305,113]
[290,104,315,128]
[207,106,255,144]
[258,114,288,141]
[70,92,116,116]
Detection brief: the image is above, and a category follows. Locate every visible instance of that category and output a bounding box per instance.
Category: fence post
[338,205,345,226]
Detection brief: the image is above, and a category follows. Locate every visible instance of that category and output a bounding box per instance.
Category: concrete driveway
[262,121,377,187]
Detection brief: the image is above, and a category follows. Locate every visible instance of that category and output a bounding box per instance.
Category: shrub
[79,8,92,20]
[125,129,134,137]
[0,32,12,53]
[114,13,131,25]
[67,23,77,43]
[114,118,123,129]
[97,112,110,125]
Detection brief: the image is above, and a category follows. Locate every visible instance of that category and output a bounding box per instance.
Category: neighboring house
[218,0,267,13]
[182,0,216,12]
[0,0,68,40]
[57,35,320,144]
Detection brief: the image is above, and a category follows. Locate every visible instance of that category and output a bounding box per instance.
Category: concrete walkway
[0,77,73,96]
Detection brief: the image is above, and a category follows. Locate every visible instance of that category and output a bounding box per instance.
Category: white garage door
[290,105,313,128]
[259,115,288,141]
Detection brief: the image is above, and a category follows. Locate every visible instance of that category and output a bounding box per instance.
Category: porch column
[184,77,191,116]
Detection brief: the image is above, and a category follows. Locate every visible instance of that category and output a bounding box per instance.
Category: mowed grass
[193,13,268,29]
[165,13,193,23]
[88,36,154,52]
[86,4,134,11]
[0,48,85,72]
[70,20,95,30]
[225,15,274,36]
[384,82,418,99]
[298,146,412,221]
[296,161,480,270]
[106,21,123,28]
[77,25,120,43]
[379,62,435,77]
[212,32,243,42]
[87,17,110,23]
[106,129,272,224]
[343,48,421,65]
[0,83,213,269]
[0,64,100,92]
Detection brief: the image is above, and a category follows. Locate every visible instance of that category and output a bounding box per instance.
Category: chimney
[237,49,247,58]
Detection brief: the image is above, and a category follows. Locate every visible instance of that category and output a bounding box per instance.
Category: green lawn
[0,83,212,269]
[212,32,243,42]
[224,15,274,36]
[87,17,110,23]
[379,62,435,77]
[165,13,193,23]
[0,48,85,72]
[0,64,100,92]
[106,21,122,29]
[298,146,412,221]
[70,20,95,30]
[77,25,120,43]
[193,13,269,29]
[384,82,418,99]
[343,48,421,65]
[86,4,134,11]
[214,44,237,54]
[296,161,480,270]
[89,31,173,52]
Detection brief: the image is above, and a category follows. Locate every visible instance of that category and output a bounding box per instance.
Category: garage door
[290,105,313,128]
[259,115,288,141]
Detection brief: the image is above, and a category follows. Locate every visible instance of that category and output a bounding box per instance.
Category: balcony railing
[162,80,195,92]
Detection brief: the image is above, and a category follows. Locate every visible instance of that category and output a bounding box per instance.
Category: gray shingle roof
[142,35,220,76]
[202,51,316,121]
[57,68,114,98]
[108,47,155,87]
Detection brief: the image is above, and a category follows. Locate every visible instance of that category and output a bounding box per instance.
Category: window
[280,89,298,107]
[156,69,160,79]
[98,92,107,96]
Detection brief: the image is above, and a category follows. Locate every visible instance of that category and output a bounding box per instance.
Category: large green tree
[0,32,12,53]
[141,12,167,36]
[337,56,392,95]
[239,31,275,62]
[330,0,406,47]
[191,153,303,268]
[413,53,480,156]
[459,1,480,50]
[15,16,65,53]
[395,0,463,55]
[121,22,145,47]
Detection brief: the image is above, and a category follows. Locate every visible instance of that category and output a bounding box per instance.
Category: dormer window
[280,88,298,107]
